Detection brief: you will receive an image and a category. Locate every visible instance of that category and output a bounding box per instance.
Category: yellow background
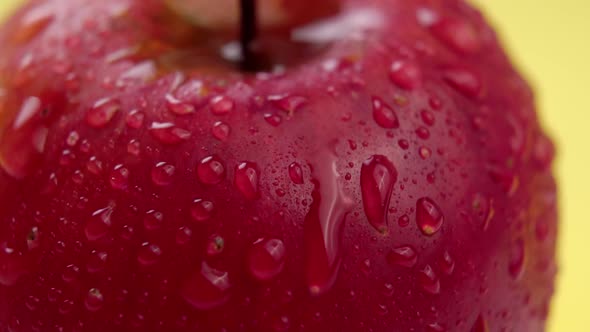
[1,1,589,331]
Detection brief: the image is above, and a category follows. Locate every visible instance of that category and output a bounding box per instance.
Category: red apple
[0,0,557,331]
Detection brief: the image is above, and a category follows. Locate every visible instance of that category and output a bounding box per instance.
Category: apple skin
[0,0,557,331]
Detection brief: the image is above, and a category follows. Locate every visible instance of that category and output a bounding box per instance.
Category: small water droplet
[398,139,410,150]
[85,205,113,241]
[304,153,352,296]
[151,162,175,186]
[85,288,104,312]
[126,109,145,129]
[127,139,141,156]
[371,97,399,129]
[421,110,435,126]
[509,238,526,280]
[264,113,283,126]
[176,227,193,245]
[165,94,195,115]
[387,246,418,268]
[181,262,231,310]
[197,156,226,185]
[419,265,440,294]
[62,264,80,282]
[248,238,286,281]
[66,131,80,146]
[210,96,235,115]
[398,214,410,227]
[389,60,422,90]
[360,155,397,233]
[288,162,304,184]
[432,17,481,54]
[234,161,260,200]
[87,250,108,273]
[110,164,129,190]
[443,67,482,99]
[211,121,231,141]
[439,250,455,275]
[416,127,430,139]
[470,314,489,332]
[416,197,444,236]
[138,242,162,266]
[144,210,164,231]
[269,94,307,115]
[419,146,432,159]
[191,199,214,222]
[71,170,84,184]
[59,149,76,166]
[150,122,192,145]
[206,235,225,256]
[86,98,120,128]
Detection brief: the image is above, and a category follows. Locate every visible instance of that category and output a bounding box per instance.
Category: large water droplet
[62,264,80,282]
[304,153,352,296]
[125,109,145,129]
[150,122,192,145]
[419,265,440,294]
[165,94,195,115]
[190,199,214,222]
[360,155,397,233]
[195,156,225,186]
[387,246,417,268]
[416,197,444,236]
[138,242,162,266]
[389,60,422,90]
[508,238,526,280]
[110,164,129,190]
[443,67,482,99]
[151,162,175,186]
[86,98,120,128]
[210,96,235,115]
[247,238,286,281]
[85,288,104,312]
[288,162,304,184]
[87,250,108,273]
[211,121,231,141]
[85,205,113,241]
[144,210,164,231]
[371,97,399,129]
[431,17,481,54]
[181,262,231,310]
[234,161,260,200]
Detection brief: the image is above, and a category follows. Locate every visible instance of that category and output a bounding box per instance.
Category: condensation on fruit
[181,262,231,310]
[247,238,286,281]
[416,197,444,236]
[360,155,397,233]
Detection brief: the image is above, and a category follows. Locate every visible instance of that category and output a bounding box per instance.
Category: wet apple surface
[0,0,557,331]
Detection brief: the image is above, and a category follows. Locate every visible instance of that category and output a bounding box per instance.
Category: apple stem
[240,0,258,71]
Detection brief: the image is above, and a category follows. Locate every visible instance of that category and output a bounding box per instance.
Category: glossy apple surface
[0,0,557,331]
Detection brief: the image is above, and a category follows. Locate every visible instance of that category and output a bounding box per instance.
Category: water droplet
[288,162,304,184]
[127,139,141,156]
[13,96,41,129]
[181,262,231,310]
[264,113,283,126]
[398,214,410,227]
[471,193,494,230]
[419,265,440,294]
[398,139,410,150]
[87,250,108,273]
[387,246,418,268]
[26,295,40,311]
[71,170,84,184]
[470,314,489,332]
[443,67,482,99]
[427,322,446,332]
[509,238,526,280]
[144,210,164,231]
[439,250,455,275]
[431,17,481,54]
[269,94,307,115]
[62,264,80,282]
[66,131,80,146]
[416,197,444,236]
[248,238,286,281]
[206,235,225,256]
[166,94,195,115]
[371,97,399,129]
[419,146,432,159]
[176,227,193,245]
[416,127,430,139]
[190,199,214,222]
[126,110,145,129]
[59,299,75,315]
[85,205,113,241]
[138,242,162,266]
[59,149,75,166]
[234,161,260,200]
[151,162,175,186]
[389,60,422,90]
[211,121,231,141]
[421,110,435,126]
[86,98,120,128]
[110,164,129,190]
[85,288,104,312]
[210,96,235,115]
[197,156,226,185]
[150,122,192,145]
[26,227,40,250]
[488,166,520,196]
[360,155,397,233]
[304,153,352,296]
